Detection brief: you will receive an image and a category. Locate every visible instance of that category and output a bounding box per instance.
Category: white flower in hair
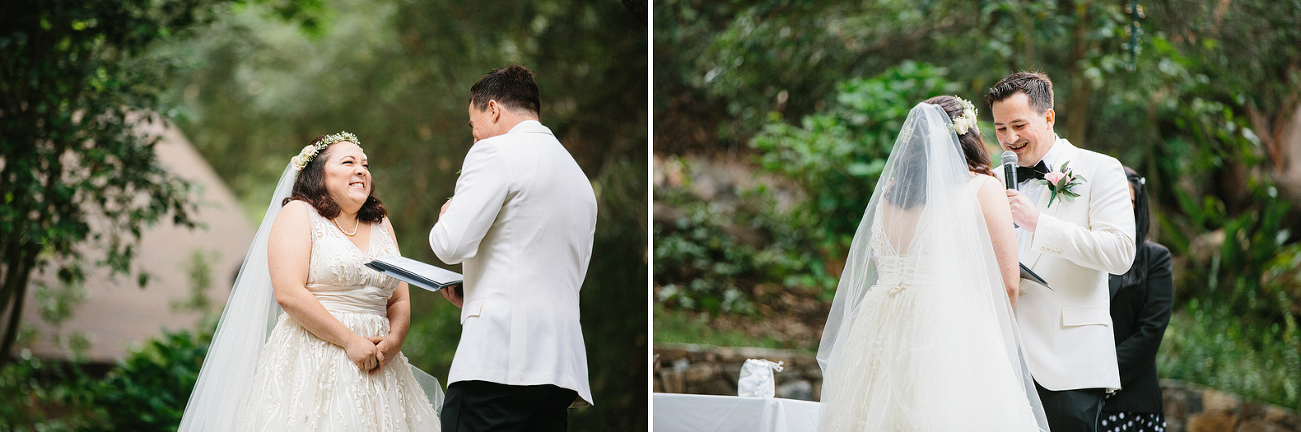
[947,97,979,135]
[291,131,361,172]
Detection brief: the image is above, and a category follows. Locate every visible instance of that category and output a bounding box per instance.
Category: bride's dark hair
[923,95,994,177]
[282,135,388,222]
[885,97,995,210]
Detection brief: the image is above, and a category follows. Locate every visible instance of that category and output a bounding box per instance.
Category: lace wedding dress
[816,103,1048,431]
[237,204,440,431]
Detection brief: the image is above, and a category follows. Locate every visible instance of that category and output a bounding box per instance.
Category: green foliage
[654,0,1142,149]
[653,190,758,315]
[1162,185,1299,321]
[32,281,88,332]
[171,249,216,315]
[0,0,211,365]
[27,277,94,361]
[751,61,957,252]
[1159,302,1301,410]
[1132,36,1301,346]
[653,177,829,314]
[656,0,974,145]
[0,329,208,431]
[1145,0,1301,126]
[89,331,208,431]
[0,350,97,431]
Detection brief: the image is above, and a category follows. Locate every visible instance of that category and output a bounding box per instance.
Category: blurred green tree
[0,0,217,366]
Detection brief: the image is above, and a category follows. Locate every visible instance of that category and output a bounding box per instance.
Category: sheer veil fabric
[815,104,1050,431]
[178,163,444,431]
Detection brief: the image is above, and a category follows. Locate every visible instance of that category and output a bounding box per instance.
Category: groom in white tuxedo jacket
[989,72,1136,432]
[430,65,597,432]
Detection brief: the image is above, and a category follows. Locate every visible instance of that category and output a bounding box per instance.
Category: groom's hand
[1006,189,1040,232]
[440,285,464,308]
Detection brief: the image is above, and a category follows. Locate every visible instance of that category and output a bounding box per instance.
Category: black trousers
[441,380,578,432]
[1035,381,1107,432]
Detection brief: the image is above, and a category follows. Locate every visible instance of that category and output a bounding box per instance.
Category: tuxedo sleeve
[429,141,510,264]
[1030,157,1137,274]
[1115,245,1173,386]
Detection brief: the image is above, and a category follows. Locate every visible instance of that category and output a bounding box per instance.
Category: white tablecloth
[653,393,821,432]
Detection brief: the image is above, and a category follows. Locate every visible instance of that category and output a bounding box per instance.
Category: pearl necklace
[332,216,360,237]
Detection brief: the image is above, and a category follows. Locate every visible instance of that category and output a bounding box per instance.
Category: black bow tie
[1016,161,1049,182]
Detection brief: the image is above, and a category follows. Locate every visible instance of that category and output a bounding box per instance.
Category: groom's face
[991,92,1055,167]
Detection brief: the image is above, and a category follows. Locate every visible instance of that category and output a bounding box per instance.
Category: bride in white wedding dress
[816,98,1050,431]
[178,133,441,431]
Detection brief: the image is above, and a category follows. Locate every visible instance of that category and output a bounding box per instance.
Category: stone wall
[654,343,1301,432]
[654,343,823,400]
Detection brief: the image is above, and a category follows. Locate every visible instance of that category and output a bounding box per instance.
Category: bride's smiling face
[991,92,1056,167]
[321,142,371,213]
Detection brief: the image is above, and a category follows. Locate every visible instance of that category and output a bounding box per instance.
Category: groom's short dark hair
[986,72,1054,114]
[469,65,541,116]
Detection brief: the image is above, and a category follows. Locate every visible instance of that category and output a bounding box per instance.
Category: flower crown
[291,131,360,172]
[947,97,979,136]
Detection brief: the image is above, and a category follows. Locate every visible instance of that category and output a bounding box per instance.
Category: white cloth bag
[737,359,784,398]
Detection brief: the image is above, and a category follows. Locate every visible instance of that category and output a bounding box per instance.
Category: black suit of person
[1103,241,1174,414]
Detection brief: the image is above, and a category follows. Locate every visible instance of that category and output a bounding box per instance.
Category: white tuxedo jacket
[429,120,597,406]
[1004,140,1135,392]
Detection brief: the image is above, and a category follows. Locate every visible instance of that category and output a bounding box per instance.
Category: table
[653,393,821,432]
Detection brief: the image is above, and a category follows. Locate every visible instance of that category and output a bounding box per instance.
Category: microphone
[1001,151,1019,190]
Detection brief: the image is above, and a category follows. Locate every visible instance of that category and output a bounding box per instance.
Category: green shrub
[653,181,829,315]
[88,330,207,432]
[1159,300,1301,410]
[751,61,961,254]
[0,329,208,431]
[0,350,99,431]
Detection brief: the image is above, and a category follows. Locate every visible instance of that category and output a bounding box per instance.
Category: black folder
[366,255,464,296]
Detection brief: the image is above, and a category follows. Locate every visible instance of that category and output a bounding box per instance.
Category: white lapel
[1028,138,1078,270]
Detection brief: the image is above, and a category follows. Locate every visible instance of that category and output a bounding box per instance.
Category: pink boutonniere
[1040,161,1087,208]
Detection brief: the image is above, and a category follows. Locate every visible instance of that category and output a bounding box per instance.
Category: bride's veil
[179,163,445,430]
[178,163,296,431]
[815,103,1049,430]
